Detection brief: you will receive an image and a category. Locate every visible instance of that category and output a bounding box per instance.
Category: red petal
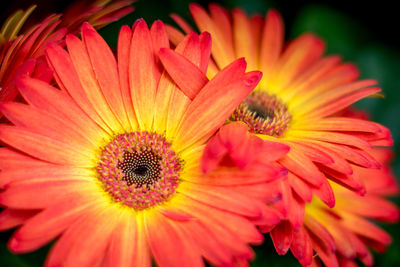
[291,227,313,266]
[270,220,293,255]
[0,209,37,231]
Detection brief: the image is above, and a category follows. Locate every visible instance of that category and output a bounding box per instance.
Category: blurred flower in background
[170,1,396,262]
[0,0,134,119]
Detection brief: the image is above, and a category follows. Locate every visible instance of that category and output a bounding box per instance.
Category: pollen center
[96,132,182,210]
[231,91,292,137]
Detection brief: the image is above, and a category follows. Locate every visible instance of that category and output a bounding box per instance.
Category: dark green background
[1,0,399,266]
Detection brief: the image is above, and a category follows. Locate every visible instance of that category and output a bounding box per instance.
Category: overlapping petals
[292,148,399,267]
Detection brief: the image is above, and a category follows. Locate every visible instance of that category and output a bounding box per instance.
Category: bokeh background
[1,0,399,266]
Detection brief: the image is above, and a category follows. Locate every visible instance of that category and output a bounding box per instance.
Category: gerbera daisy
[0,0,134,118]
[0,20,288,266]
[169,3,392,252]
[292,147,399,267]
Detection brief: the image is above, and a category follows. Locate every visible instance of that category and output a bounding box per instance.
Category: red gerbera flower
[0,0,134,118]
[0,20,288,266]
[168,3,393,256]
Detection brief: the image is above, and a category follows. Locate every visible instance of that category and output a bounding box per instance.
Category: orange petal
[189,3,235,69]
[16,75,108,141]
[287,141,334,165]
[289,140,353,175]
[269,34,324,91]
[288,173,313,203]
[289,63,359,106]
[178,194,261,253]
[150,20,170,79]
[0,102,97,150]
[304,214,336,252]
[309,231,339,267]
[294,117,382,133]
[170,13,195,34]
[232,8,258,70]
[66,33,122,131]
[129,19,158,130]
[0,179,94,209]
[209,4,234,58]
[133,213,152,267]
[9,197,97,253]
[336,195,399,222]
[46,206,117,267]
[0,126,94,167]
[179,182,262,218]
[340,212,392,246]
[323,167,365,194]
[144,211,203,267]
[165,24,185,46]
[305,86,381,119]
[259,9,283,79]
[0,162,91,188]
[81,22,130,130]
[282,56,341,99]
[159,47,208,100]
[199,32,212,73]
[181,220,233,266]
[279,145,326,187]
[117,25,139,130]
[288,130,372,150]
[313,179,335,208]
[304,139,379,169]
[106,211,138,267]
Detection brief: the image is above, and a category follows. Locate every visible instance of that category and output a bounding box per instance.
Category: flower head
[0,0,134,118]
[169,3,394,256]
[0,20,287,266]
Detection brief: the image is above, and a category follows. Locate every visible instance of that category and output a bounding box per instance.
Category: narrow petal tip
[8,237,21,253]
[244,71,262,87]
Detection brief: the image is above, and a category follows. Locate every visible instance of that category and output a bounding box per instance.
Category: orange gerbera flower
[0,1,134,118]
[0,20,288,266]
[293,148,399,267]
[169,3,392,254]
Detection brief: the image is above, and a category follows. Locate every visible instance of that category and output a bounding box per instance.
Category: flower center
[96,132,182,210]
[118,150,161,187]
[231,91,291,137]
